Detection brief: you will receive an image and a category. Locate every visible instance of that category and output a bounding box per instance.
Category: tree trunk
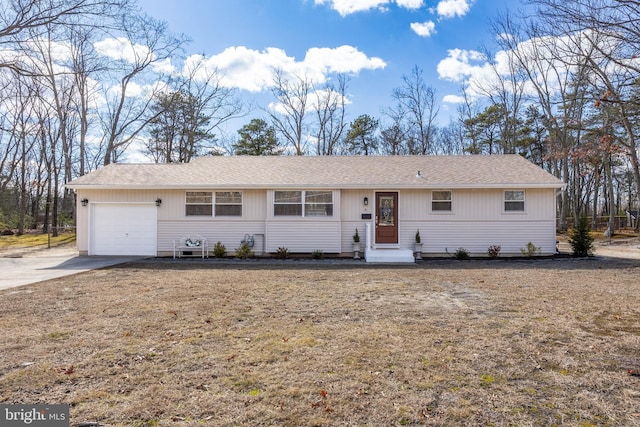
[604,153,616,236]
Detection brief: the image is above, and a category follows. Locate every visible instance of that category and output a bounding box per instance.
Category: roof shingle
[66,155,564,189]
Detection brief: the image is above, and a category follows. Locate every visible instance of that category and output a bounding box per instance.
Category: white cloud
[315,0,423,16]
[410,21,436,37]
[304,45,386,73]
[436,0,473,18]
[108,81,142,98]
[94,37,152,63]
[314,0,388,16]
[442,94,466,104]
[437,48,501,102]
[185,45,386,93]
[437,31,622,104]
[151,57,176,74]
[436,48,487,83]
[396,0,424,9]
[185,47,293,92]
[497,32,515,44]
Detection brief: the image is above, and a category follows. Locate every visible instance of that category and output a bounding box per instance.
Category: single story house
[66,155,564,261]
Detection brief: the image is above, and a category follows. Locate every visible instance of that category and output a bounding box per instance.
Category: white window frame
[304,190,333,217]
[273,190,334,217]
[504,190,525,212]
[431,190,452,212]
[185,191,213,216]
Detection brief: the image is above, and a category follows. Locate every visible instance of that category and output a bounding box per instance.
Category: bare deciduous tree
[313,74,348,155]
[100,13,187,164]
[391,65,439,155]
[145,61,244,163]
[268,69,311,156]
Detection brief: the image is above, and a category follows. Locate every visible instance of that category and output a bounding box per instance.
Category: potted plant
[352,228,361,260]
[414,230,423,260]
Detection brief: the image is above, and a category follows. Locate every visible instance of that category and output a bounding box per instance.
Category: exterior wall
[76,186,558,257]
[341,188,558,256]
[265,222,341,253]
[263,190,341,253]
[340,189,374,253]
[156,189,267,256]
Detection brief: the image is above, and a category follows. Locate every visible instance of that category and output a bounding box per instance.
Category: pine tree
[569,216,594,257]
[233,119,282,155]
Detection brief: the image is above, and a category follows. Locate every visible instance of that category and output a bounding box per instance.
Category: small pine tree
[233,118,283,155]
[569,216,594,257]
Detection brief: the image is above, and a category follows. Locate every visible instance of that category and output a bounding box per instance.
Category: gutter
[66,183,566,191]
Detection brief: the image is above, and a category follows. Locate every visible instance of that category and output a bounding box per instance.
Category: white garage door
[90,204,157,256]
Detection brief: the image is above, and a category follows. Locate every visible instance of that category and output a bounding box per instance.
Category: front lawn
[1,258,639,426]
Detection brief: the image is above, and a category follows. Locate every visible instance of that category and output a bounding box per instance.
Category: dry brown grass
[1,257,639,426]
[0,231,76,251]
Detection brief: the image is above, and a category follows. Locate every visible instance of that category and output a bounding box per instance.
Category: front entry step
[365,248,415,263]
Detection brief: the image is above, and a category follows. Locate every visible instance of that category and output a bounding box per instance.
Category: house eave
[66,183,565,191]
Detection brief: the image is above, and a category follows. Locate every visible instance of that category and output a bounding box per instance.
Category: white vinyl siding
[343,188,556,255]
[415,220,555,256]
[76,186,557,257]
[265,221,340,253]
[157,219,266,256]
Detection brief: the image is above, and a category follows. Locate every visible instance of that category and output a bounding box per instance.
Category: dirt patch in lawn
[1,257,639,426]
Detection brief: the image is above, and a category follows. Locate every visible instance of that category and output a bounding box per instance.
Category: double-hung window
[504,190,525,212]
[215,191,242,216]
[274,190,333,217]
[186,191,212,216]
[274,191,302,216]
[304,191,333,216]
[432,190,452,212]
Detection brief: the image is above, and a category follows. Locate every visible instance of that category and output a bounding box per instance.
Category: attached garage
[89,203,157,256]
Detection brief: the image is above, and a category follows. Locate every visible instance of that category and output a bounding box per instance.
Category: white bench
[173,234,208,259]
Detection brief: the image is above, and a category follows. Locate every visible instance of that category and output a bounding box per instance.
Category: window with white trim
[274,190,333,217]
[305,190,333,216]
[432,190,452,211]
[215,191,242,216]
[274,191,302,216]
[504,190,525,212]
[186,191,212,216]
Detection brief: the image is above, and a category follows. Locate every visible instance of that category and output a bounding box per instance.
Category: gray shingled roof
[66,155,564,190]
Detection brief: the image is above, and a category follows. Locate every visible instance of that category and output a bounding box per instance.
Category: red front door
[375,192,398,244]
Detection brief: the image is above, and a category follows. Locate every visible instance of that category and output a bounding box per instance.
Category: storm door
[375,192,398,244]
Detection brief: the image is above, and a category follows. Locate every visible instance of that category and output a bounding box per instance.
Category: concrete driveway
[0,246,144,290]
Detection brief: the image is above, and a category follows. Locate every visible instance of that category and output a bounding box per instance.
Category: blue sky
[136,0,521,135]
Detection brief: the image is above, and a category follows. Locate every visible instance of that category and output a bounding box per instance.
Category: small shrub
[212,241,226,258]
[311,250,324,259]
[569,216,594,257]
[275,246,290,259]
[353,228,360,243]
[454,247,470,260]
[520,241,541,257]
[235,242,253,259]
[415,230,421,243]
[487,245,501,258]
